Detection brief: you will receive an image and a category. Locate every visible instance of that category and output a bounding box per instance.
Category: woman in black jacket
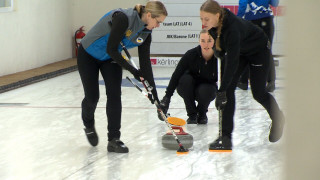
[200,0,285,151]
[159,29,218,124]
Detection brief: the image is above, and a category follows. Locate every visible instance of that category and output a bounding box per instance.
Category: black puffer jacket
[165,45,218,97]
[209,8,269,92]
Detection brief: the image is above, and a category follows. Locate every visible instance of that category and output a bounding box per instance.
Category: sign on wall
[150,0,285,55]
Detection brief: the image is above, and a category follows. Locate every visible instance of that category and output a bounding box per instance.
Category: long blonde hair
[200,0,224,51]
[135,1,168,18]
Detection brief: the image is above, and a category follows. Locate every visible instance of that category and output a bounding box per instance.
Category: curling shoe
[209,136,232,151]
[107,138,129,153]
[269,113,285,142]
[197,114,208,124]
[84,127,99,146]
[187,114,197,124]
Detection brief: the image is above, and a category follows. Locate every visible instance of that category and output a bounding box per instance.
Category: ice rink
[0,65,286,180]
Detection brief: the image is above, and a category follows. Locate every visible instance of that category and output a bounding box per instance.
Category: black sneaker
[237,82,248,90]
[197,114,208,124]
[107,138,129,153]
[266,81,275,92]
[269,113,285,142]
[84,127,99,146]
[187,115,197,124]
[209,136,232,151]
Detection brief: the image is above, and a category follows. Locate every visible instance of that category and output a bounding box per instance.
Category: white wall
[0,0,73,76]
[0,0,286,76]
[71,0,147,32]
[0,0,147,77]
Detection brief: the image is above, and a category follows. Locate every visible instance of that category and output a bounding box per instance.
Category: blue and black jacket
[237,0,279,20]
[81,8,158,99]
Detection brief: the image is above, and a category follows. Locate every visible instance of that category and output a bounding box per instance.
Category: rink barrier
[0,65,77,94]
[0,56,283,94]
[132,56,281,68]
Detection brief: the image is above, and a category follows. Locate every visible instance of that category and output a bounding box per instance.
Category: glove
[132,69,142,82]
[147,93,155,104]
[213,48,226,59]
[215,91,227,110]
[157,96,171,121]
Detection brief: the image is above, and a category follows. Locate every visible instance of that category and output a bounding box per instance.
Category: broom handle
[218,58,223,139]
[126,77,188,151]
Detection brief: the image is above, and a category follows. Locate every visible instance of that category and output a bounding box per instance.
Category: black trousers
[176,73,217,117]
[222,46,282,138]
[77,45,123,141]
[239,16,276,83]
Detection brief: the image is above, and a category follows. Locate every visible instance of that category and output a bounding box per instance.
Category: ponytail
[215,10,224,51]
[135,1,167,18]
[134,4,145,16]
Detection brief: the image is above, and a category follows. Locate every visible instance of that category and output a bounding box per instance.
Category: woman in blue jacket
[77,1,167,153]
[237,0,279,92]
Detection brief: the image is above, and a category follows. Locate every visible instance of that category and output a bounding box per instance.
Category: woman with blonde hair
[77,1,167,153]
[200,0,284,151]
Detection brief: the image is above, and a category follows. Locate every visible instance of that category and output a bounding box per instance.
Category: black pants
[239,16,276,84]
[176,73,217,117]
[77,45,123,141]
[223,47,282,138]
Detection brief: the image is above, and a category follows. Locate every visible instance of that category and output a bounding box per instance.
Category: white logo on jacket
[246,2,273,16]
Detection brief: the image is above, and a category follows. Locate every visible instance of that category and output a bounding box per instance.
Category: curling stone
[162,126,193,150]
